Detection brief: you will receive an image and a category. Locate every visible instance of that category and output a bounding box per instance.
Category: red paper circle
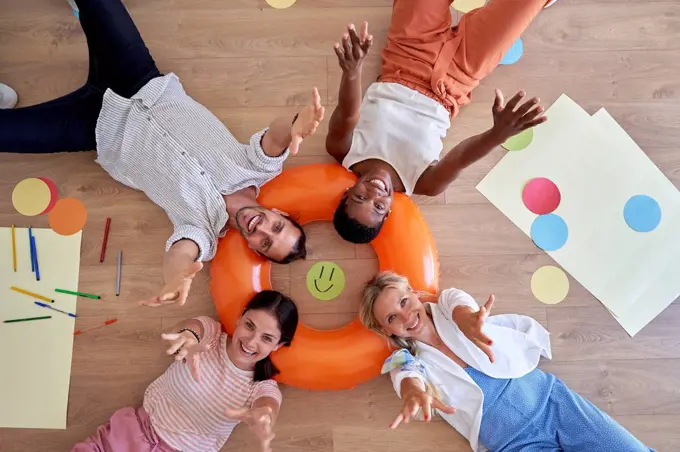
[38,177,59,215]
[522,177,561,215]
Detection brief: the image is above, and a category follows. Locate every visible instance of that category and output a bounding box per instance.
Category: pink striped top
[143,317,282,452]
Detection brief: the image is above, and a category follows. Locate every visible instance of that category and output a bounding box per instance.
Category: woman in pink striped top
[72,291,298,452]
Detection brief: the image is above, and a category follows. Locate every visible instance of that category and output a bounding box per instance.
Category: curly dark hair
[332,197,385,244]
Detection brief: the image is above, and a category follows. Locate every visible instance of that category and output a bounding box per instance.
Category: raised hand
[225,406,276,452]
[290,87,325,155]
[491,90,547,143]
[139,261,203,308]
[161,330,211,382]
[391,383,456,429]
[334,22,373,77]
[454,295,496,362]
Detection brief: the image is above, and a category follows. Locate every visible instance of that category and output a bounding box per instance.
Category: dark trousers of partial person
[0,0,160,154]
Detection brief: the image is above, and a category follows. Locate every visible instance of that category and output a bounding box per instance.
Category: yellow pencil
[10,286,54,303]
[11,224,17,272]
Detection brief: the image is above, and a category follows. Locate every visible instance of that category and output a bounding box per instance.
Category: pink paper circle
[522,177,561,215]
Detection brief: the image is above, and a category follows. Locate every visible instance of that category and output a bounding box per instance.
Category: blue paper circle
[623,195,661,232]
[500,38,524,66]
[531,214,569,251]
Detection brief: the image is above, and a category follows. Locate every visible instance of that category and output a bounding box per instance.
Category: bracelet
[178,328,200,344]
[292,113,299,125]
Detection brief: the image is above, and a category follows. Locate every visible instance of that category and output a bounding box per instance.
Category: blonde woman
[360,271,652,452]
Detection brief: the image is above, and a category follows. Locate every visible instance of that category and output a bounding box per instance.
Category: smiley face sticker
[306,261,346,301]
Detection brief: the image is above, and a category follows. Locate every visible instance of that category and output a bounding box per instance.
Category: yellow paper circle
[12,178,52,216]
[530,265,569,305]
[452,0,486,13]
[265,0,296,9]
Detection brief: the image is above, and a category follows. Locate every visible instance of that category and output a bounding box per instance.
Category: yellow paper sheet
[476,95,680,336]
[0,228,82,429]
[589,109,680,336]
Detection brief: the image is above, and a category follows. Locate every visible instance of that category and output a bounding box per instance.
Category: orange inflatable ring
[210,163,439,390]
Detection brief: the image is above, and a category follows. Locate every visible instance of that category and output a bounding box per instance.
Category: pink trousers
[71,407,178,452]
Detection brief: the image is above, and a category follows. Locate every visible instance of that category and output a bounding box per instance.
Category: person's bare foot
[0,83,18,109]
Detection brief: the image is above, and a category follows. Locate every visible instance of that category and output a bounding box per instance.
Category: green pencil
[4,316,52,323]
[55,288,101,300]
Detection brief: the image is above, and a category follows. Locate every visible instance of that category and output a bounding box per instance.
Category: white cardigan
[387,289,552,452]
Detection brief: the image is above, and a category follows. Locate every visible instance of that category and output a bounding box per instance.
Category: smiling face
[372,286,429,339]
[345,168,394,227]
[234,206,303,262]
[228,309,283,371]
[306,261,346,301]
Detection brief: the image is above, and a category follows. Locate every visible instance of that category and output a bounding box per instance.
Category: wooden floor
[2,0,680,450]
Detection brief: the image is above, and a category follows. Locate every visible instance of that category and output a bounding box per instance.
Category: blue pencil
[28,227,34,272]
[34,301,76,318]
[31,235,40,281]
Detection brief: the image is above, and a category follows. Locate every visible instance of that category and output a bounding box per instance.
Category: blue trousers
[465,367,653,452]
[0,0,160,153]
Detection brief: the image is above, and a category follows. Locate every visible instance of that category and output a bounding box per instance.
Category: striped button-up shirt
[95,73,288,261]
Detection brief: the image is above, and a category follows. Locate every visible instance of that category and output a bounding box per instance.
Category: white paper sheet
[0,227,82,429]
[476,95,680,336]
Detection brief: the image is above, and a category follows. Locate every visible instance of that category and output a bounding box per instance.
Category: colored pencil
[74,318,117,335]
[28,226,34,272]
[4,316,52,323]
[31,235,40,281]
[116,250,122,296]
[55,288,101,300]
[100,218,111,263]
[10,286,54,303]
[34,301,77,318]
[11,224,17,272]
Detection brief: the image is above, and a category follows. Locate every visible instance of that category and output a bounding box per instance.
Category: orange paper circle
[38,177,59,215]
[12,178,52,216]
[49,198,88,236]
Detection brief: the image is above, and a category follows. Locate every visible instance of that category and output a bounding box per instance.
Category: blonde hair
[360,271,441,409]
[360,271,420,356]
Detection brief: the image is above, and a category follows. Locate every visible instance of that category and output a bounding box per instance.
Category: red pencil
[74,318,117,336]
[100,218,111,263]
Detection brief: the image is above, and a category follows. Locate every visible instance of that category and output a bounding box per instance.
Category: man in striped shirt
[0,0,324,306]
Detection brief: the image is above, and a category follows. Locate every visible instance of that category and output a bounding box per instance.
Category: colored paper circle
[48,198,88,236]
[500,38,524,65]
[265,0,296,9]
[502,128,534,151]
[38,177,59,215]
[531,265,569,305]
[306,261,346,301]
[12,178,53,216]
[531,213,568,251]
[452,0,486,13]
[623,195,661,232]
[522,177,561,215]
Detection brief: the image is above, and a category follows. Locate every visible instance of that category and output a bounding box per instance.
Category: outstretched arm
[390,377,456,428]
[414,90,547,196]
[326,22,373,163]
[261,87,325,157]
[139,239,203,308]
